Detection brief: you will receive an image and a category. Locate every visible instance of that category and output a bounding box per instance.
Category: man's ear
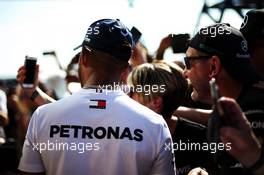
[79,50,89,67]
[209,55,221,78]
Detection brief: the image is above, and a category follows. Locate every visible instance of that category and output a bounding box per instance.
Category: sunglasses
[184,56,212,69]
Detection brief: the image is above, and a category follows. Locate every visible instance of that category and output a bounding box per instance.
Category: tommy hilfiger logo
[89,99,106,109]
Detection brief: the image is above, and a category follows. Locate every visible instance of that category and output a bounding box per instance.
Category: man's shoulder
[35,93,81,117]
[238,82,264,110]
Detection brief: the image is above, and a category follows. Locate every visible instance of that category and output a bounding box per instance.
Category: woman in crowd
[127,61,216,175]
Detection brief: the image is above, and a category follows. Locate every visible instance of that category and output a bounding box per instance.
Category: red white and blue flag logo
[89,99,106,109]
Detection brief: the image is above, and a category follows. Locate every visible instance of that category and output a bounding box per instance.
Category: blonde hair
[127,61,188,118]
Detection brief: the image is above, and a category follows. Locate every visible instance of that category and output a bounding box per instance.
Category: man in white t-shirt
[19,19,175,175]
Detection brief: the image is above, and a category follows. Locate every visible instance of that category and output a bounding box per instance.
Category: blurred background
[0,0,259,96]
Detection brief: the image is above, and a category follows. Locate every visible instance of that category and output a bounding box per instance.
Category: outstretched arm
[17,65,56,106]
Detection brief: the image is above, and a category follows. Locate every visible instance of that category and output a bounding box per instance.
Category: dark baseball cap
[240,9,264,42]
[189,23,260,84]
[75,19,134,61]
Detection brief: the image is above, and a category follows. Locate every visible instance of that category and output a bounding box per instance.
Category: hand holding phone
[207,78,237,168]
[207,78,224,144]
[23,56,37,88]
[208,79,255,169]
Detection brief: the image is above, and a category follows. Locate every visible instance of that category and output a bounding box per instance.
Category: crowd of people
[0,9,263,175]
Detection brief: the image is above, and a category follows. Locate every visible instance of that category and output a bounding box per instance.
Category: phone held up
[171,34,190,53]
[207,78,224,144]
[23,56,37,88]
[131,26,142,45]
[208,78,239,169]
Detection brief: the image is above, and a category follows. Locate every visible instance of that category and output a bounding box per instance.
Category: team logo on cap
[240,15,248,29]
[241,40,248,52]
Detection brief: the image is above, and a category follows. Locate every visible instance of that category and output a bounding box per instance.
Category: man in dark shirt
[183,23,264,174]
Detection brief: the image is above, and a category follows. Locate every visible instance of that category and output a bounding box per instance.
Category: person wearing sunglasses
[182,23,264,174]
[183,23,262,104]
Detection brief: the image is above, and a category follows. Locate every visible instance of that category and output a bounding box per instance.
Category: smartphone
[23,56,37,88]
[210,78,224,118]
[131,26,142,44]
[207,78,224,144]
[171,34,190,53]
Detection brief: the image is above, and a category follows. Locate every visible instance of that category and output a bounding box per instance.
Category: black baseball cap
[189,23,260,84]
[75,19,134,61]
[240,9,264,42]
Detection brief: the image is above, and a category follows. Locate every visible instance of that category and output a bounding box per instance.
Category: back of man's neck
[83,75,121,87]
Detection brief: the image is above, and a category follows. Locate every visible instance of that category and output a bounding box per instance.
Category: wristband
[30,89,39,101]
[246,147,264,173]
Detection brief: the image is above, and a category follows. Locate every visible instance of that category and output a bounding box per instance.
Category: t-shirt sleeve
[18,109,45,173]
[150,122,176,175]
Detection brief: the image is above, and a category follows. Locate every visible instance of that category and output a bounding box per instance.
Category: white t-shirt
[19,88,175,175]
[0,89,7,114]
